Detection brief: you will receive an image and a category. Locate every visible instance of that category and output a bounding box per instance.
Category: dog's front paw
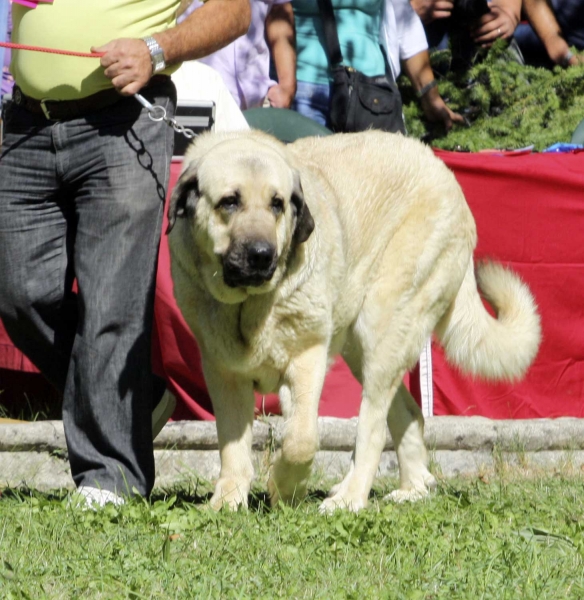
[268,475,308,508]
[384,473,437,504]
[268,454,311,508]
[319,492,368,514]
[209,477,250,511]
[384,488,428,503]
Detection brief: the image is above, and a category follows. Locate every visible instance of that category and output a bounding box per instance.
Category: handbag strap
[316,0,344,67]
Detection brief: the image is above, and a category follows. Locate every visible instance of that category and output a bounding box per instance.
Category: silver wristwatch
[142,36,166,74]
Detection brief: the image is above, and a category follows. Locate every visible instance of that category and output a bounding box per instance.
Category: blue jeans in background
[514,23,553,69]
[291,80,332,128]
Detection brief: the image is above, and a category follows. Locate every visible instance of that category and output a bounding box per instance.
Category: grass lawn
[0,474,583,599]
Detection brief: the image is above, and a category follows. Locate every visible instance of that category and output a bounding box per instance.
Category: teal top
[293,0,386,85]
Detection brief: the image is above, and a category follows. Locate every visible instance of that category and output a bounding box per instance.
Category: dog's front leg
[268,344,328,507]
[205,365,256,511]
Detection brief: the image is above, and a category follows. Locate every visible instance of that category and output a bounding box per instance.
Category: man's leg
[0,102,76,391]
[61,82,176,497]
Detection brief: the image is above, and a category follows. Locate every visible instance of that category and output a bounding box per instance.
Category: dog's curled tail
[434,260,541,381]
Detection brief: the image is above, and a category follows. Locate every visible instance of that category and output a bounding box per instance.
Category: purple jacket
[179,0,290,110]
[1,9,13,96]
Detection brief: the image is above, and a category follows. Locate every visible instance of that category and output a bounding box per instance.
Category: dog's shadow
[150,488,332,513]
[250,490,330,511]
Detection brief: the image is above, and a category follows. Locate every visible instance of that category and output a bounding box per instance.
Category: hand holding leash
[91,38,153,96]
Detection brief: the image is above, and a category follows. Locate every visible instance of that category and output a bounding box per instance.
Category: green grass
[1,475,583,598]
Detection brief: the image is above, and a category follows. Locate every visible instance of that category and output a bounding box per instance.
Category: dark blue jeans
[514,23,553,69]
[291,80,332,128]
[0,80,176,496]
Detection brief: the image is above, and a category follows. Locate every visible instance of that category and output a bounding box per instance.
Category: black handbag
[317,0,406,134]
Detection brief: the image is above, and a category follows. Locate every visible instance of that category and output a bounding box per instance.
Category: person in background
[470,0,522,47]
[0,0,250,508]
[412,0,522,70]
[384,0,466,130]
[1,8,13,98]
[515,0,584,68]
[179,0,296,109]
[291,0,463,131]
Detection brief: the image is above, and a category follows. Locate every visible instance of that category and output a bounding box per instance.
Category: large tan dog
[167,129,541,513]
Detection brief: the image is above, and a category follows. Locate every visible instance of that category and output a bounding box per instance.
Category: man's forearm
[497,0,522,24]
[402,51,435,93]
[266,3,296,95]
[155,0,251,65]
[522,0,571,64]
[94,0,250,96]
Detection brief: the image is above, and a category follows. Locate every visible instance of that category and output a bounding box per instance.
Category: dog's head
[168,132,314,304]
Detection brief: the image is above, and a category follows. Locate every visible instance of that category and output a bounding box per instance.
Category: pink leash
[0,40,189,137]
[0,41,104,58]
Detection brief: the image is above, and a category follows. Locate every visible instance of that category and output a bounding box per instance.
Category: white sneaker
[71,486,125,510]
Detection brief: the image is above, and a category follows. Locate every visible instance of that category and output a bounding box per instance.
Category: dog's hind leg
[205,365,257,511]
[319,272,452,513]
[383,383,436,502]
[324,381,435,507]
[268,344,328,507]
[319,362,408,513]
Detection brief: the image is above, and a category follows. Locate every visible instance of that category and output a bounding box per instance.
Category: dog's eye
[217,195,241,213]
[271,197,284,216]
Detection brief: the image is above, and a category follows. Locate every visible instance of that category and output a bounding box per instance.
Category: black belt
[13,75,171,121]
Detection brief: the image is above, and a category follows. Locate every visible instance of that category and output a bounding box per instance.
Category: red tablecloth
[3,150,584,418]
[432,150,584,418]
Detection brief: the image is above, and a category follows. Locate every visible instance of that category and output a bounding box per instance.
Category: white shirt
[172,61,249,132]
[380,0,429,78]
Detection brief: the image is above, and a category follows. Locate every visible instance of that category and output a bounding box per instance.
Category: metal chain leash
[134,93,196,140]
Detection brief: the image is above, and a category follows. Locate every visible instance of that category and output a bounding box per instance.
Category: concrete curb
[1,416,583,492]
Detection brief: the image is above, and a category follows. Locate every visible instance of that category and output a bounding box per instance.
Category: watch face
[153,46,165,70]
[154,52,166,71]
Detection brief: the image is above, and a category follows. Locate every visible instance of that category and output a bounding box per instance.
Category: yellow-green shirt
[11,0,181,100]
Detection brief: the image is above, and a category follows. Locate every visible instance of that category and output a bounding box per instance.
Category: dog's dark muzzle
[222,240,277,288]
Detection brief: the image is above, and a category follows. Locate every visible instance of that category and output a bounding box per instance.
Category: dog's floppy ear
[167,165,200,233]
[290,170,314,244]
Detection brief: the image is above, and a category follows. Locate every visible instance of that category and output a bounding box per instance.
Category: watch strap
[142,36,166,74]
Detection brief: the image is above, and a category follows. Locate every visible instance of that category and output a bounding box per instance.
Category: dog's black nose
[247,241,274,271]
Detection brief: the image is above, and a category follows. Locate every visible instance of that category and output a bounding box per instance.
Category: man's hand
[470,0,520,47]
[566,53,584,67]
[266,84,295,109]
[420,92,465,131]
[411,0,454,24]
[549,47,584,67]
[91,38,153,96]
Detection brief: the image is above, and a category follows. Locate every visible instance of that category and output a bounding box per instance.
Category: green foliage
[400,42,584,151]
[1,476,584,598]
